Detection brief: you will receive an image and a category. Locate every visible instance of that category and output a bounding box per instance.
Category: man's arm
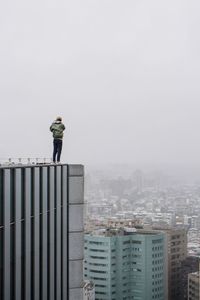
[50,124,54,132]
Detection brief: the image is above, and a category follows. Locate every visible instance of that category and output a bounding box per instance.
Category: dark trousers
[53,139,63,162]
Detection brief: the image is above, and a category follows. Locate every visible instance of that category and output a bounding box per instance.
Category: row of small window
[152,253,163,258]
[122,254,142,258]
[171,247,181,253]
[85,248,116,252]
[171,254,180,259]
[152,293,163,299]
[86,276,107,281]
[88,262,108,267]
[123,262,142,266]
[152,274,163,279]
[85,268,110,274]
[152,266,163,272]
[87,249,108,253]
[95,284,107,288]
[85,241,109,246]
[171,241,182,246]
[152,239,163,244]
[123,241,143,245]
[171,235,181,240]
[95,291,107,295]
[152,259,163,265]
[152,279,163,285]
[89,256,108,259]
[85,246,145,252]
[89,270,107,274]
[188,285,199,291]
[152,246,163,251]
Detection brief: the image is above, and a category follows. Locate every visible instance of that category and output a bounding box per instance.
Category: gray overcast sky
[1,0,200,165]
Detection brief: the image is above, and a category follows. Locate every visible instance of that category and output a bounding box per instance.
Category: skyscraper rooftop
[0,163,84,300]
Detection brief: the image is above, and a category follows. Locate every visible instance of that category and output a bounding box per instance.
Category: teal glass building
[84,229,167,300]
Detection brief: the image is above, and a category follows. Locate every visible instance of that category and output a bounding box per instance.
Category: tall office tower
[0,163,84,300]
[188,271,200,300]
[153,227,187,300]
[84,228,167,300]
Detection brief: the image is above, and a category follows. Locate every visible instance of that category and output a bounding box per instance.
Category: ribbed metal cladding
[0,164,83,300]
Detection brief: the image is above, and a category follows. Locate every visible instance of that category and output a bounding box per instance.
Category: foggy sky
[1,0,200,165]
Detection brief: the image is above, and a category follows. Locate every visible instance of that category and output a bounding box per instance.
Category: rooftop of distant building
[87,227,165,237]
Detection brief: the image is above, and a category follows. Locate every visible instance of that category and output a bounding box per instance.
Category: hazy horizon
[1,0,200,166]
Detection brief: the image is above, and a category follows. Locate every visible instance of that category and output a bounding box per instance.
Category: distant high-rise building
[84,228,167,300]
[180,256,200,300]
[166,228,187,300]
[188,271,200,300]
[0,163,84,300]
[134,169,144,193]
[153,227,187,300]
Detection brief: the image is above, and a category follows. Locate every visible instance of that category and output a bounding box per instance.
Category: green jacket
[50,121,65,139]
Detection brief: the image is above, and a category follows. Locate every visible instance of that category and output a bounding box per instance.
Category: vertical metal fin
[49,167,55,300]
[25,168,31,300]
[33,167,40,300]
[3,169,11,300]
[42,167,48,300]
[56,166,62,299]
[15,169,22,300]
[62,166,68,300]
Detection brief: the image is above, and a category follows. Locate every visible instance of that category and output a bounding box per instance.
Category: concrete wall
[68,165,84,300]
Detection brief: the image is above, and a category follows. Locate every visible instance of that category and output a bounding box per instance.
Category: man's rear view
[50,116,65,163]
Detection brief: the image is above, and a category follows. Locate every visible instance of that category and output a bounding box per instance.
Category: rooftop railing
[0,157,53,166]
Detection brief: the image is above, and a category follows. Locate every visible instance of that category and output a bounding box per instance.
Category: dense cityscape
[1,162,200,299]
[84,164,200,300]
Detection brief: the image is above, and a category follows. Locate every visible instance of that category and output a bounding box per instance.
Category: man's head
[56,116,62,122]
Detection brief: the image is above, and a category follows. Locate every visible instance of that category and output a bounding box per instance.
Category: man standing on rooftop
[50,116,65,163]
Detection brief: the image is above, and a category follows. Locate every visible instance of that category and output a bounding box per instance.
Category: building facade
[180,256,200,300]
[165,228,187,300]
[188,271,200,300]
[0,163,84,300]
[153,227,187,300]
[84,228,167,300]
